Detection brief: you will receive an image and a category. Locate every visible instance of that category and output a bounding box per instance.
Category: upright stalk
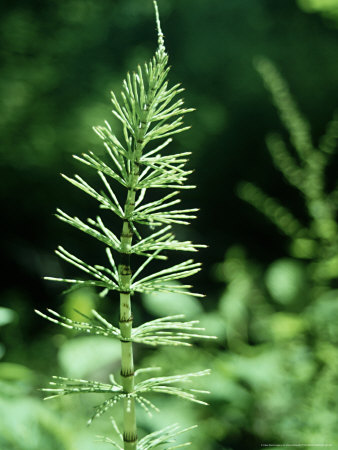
[119,104,148,447]
[119,192,137,448]
[119,223,136,447]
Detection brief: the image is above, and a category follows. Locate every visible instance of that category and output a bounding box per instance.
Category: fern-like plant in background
[219,57,338,446]
[238,56,338,282]
[36,2,214,449]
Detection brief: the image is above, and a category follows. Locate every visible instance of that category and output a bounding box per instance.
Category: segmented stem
[119,215,137,448]
[118,69,157,446]
[119,167,139,450]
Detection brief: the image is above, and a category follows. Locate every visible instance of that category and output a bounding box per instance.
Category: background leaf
[58,336,121,378]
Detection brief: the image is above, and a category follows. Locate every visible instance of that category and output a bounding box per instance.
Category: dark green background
[1,1,338,449]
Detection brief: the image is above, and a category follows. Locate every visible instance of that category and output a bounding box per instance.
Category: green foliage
[0,308,17,359]
[214,247,338,446]
[238,57,338,278]
[0,363,72,450]
[265,258,306,305]
[2,1,338,448]
[231,58,338,446]
[298,0,338,18]
[134,56,338,449]
[130,56,338,449]
[0,308,16,327]
[0,361,129,450]
[37,2,213,448]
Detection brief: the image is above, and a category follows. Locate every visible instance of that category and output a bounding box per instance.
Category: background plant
[220,58,338,447]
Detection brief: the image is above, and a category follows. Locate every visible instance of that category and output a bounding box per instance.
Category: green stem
[116,39,166,437]
[119,191,137,449]
[119,109,149,449]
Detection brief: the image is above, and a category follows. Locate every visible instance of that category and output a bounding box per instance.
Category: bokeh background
[1,0,338,449]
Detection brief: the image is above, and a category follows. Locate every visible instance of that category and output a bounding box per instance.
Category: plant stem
[119,190,137,449]
[119,108,148,448]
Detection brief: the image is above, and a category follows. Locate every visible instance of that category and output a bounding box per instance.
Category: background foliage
[1,0,338,449]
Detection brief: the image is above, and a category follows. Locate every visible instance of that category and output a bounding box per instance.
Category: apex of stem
[153,0,166,54]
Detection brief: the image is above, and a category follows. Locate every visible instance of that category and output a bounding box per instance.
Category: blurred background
[1,0,338,448]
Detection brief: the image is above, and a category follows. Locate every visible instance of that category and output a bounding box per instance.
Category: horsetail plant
[36,2,214,448]
[238,57,338,276]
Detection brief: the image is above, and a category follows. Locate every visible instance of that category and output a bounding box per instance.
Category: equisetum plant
[238,56,338,277]
[36,2,213,448]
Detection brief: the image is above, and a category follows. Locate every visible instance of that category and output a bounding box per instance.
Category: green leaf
[0,363,34,382]
[0,307,16,327]
[58,336,121,378]
[265,258,306,305]
[142,283,203,318]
